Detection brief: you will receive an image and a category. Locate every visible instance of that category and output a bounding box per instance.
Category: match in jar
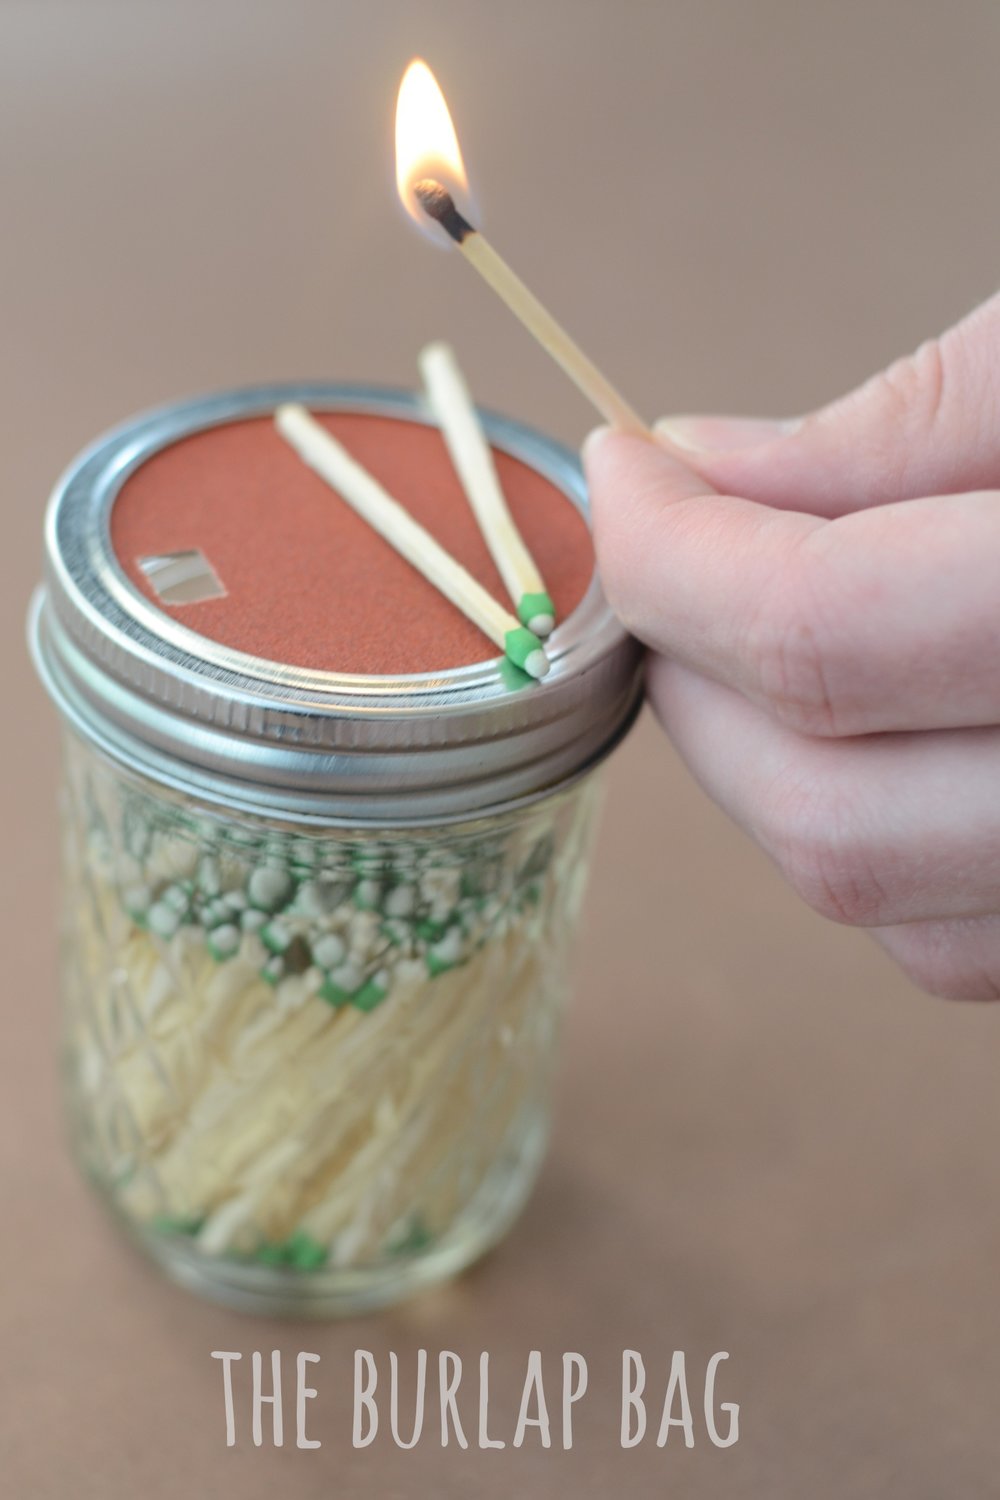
[29,378,642,1315]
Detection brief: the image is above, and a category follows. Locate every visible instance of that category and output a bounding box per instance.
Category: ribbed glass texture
[58,731,601,1315]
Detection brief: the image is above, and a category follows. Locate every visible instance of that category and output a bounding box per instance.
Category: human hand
[584,293,1000,1000]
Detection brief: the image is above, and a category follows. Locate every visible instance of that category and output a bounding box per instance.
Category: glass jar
[60,730,601,1313]
[31,383,642,1315]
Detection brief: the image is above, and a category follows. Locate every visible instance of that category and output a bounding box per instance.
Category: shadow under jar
[29,383,643,1316]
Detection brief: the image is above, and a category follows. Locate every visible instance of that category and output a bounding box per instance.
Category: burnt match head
[414,179,475,244]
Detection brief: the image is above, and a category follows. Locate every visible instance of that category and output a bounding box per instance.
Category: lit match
[395,59,648,436]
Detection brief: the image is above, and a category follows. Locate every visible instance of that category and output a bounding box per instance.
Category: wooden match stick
[419,340,556,638]
[273,403,550,680]
[414,181,648,436]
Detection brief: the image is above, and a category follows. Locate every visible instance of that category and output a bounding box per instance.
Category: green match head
[503,626,550,681]
[516,592,556,638]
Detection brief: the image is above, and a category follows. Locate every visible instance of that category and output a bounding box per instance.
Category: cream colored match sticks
[274,403,550,679]
[460,231,648,434]
[419,341,555,638]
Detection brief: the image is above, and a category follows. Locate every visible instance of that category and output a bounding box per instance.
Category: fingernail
[655,414,801,453]
[581,424,612,462]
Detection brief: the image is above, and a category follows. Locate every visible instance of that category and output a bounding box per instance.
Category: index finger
[584,429,1000,738]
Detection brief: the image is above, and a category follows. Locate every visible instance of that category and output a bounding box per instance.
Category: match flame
[395,59,470,236]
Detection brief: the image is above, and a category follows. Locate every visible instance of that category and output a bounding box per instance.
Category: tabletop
[3,3,1000,1495]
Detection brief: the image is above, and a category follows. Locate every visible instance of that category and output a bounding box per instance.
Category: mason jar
[29,383,643,1316]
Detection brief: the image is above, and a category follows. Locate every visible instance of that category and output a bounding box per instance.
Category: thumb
[656,290,1000,517]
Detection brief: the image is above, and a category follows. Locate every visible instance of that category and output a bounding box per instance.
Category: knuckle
[858,317,1000,500]
[765,778,892,927]
[945,319,1000,464]
[880,336,948,436]
[881,925,1000,1003]
[860,339,949,477]
[820,337,951,498]
[787,843,893,927]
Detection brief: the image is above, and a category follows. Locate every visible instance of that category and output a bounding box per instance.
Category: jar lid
[30,383,644,825]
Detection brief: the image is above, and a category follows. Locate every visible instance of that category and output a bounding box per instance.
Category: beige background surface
[4,2,1000,1494]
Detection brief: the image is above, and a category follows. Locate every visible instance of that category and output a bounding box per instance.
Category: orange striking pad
[111,412,594,675]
